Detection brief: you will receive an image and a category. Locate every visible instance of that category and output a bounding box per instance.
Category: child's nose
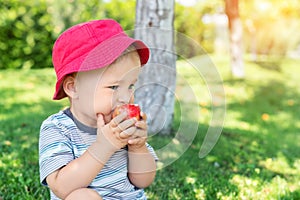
[118,92,134,104]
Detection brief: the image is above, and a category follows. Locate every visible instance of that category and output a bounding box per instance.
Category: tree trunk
[134,0,176,135]
[225,0,245,78]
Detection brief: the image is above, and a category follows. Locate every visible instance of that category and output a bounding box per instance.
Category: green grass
[0,69,68,199]
[1,55,300,199]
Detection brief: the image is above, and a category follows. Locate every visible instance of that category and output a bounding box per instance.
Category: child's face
[71,51,141,127]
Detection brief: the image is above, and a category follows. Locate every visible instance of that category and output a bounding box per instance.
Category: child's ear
[63,75,79,99]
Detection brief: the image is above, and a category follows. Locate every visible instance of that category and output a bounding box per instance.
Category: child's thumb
[97,113,105,128]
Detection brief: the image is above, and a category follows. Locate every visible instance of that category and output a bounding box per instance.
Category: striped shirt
[39,109,158,200]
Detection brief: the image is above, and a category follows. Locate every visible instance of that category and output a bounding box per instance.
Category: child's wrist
[87,142,115,164]
[128,143,147,153]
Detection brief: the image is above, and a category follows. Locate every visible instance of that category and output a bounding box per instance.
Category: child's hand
[127,112,148,151]
[96,112,137,153]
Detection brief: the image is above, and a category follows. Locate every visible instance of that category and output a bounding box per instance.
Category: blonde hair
[112,44,139,64]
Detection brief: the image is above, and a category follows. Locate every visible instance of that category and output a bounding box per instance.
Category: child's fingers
[111,118,137,136]
[140,112,147,121]
[110,112,128,127]
[118,118,137,131]
[135,120,147,130]
[120,126,136,138]
[128,137,146,145]
[97,113,105,127]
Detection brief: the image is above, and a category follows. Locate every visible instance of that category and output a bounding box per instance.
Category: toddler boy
[39,19,158,200]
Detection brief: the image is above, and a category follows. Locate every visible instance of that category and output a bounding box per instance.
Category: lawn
[0,55,299,199]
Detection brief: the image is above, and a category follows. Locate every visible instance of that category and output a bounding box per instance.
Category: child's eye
[109,85,119,90]
[129,84,135,90]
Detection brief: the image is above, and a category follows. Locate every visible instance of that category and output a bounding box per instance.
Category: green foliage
[104,0,136,34]
[0,0,55,69]
[1,0,300,69]
[175,1,223,57]
[246,18,300,56]
[0,0,128,70]
[176,0,300,57]
[48,0,106,35]
[1,56,300,199]
[241,0,300,56]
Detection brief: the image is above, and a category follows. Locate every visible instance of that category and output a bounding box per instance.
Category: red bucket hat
[52,19,150,100]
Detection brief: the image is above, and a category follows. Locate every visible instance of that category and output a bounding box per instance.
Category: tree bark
[225,0,245,78]
[134,0,176,135]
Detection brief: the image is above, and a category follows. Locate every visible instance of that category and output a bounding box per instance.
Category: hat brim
[53,36,150,100]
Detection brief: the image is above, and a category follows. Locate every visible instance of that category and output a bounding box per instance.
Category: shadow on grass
[253,60,282,72]
[246,56,283,72]
[147,124,240,199]
[217,79,300,199]
[227,79,300,162]
[146,76,300,199]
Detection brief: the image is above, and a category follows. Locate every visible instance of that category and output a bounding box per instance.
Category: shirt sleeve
[39,115,74,186]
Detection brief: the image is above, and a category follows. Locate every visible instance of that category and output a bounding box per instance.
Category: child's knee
[65,188,102,200]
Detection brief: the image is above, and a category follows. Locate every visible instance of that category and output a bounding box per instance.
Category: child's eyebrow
[114,78,138,84]
[104,79,119,85]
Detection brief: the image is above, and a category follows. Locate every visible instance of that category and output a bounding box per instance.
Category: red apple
[112,104,141,120]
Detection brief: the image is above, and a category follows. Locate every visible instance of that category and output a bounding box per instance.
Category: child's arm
[127,113,157,188]
[46,144,111,198]
[46,112,133,199]
[127,144,157,188]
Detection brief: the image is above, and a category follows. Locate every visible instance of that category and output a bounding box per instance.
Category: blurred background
[1,0,299,70]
